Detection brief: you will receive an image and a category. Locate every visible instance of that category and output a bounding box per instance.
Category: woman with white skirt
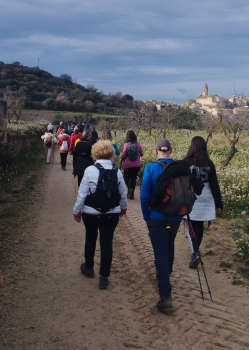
[183,136,223,268]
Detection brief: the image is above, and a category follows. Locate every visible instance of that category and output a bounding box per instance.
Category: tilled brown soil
[1,151,249,350]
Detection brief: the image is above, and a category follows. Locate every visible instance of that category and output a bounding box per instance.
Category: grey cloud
[1,0,249,102]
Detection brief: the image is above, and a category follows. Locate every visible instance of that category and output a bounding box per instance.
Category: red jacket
[57,134,71,153]
[70,132,82,152]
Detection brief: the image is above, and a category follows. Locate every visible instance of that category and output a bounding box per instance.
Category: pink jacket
[121,142,144,169]
[57,134,71,153]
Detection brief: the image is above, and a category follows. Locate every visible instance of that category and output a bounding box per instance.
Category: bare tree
[156,108,178,139]
[200,112,218,144]
[3,91,25,123]
[216,112,249,168]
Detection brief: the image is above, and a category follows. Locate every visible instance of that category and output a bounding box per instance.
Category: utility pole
[38,58,40,68]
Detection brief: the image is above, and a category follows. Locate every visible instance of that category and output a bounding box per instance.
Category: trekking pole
[188,218,212,301]
[199,256,212,301]
[187,215,212,301]
[196,258,204,301]
[187,215,205,301]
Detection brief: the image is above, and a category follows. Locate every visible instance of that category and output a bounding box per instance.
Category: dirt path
[1,151,249,350]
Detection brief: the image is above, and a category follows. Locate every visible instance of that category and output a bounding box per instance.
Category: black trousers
[60,152,68,168]
[72,151,77,169]
[77,175,83,187]
[123,167,140,192]
[190,220,204,250]
[82,213,119,277]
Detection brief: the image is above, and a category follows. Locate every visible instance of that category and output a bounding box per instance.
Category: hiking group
[41,123,222,313]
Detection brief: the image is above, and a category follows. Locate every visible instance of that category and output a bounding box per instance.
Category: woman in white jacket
[73,140,127,290]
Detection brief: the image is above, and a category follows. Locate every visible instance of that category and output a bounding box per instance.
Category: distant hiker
[56,125,64,137]
[101,129,120,163]
[121,130,143,200]
[57,129,71,171]
[47,122,55,132]
[183,136,222,268]
[140,138,203,312]
[90,126,98,145]
[78,123,84,133]
[56,122,64,133]
[73,130,93,187]
[73,140,127,290]
[41,130,57,164]
[70,127,83,169]
[69,124,74,136]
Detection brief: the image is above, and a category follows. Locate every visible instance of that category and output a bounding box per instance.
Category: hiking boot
[189,252,201,268]
[157,294,173,312]
[80,263,94,278]
[127,188,133,199]
[99,277,109,290]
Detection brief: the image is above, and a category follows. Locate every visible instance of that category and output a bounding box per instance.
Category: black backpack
[127,142,138,161]
[151,160,196,217]
[85,163,121,213]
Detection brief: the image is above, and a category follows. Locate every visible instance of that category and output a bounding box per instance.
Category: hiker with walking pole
[140,138,204,312]
[183,136,223,268]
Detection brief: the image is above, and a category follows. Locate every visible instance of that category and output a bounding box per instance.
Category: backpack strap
[94,163,118,173]
[152,160,169,168]
[94,163,103,170]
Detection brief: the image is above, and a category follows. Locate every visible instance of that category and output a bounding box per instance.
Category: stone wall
[7,133,41,155]
[0,100,7,142]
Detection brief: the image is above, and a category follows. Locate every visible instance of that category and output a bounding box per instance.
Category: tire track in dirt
[2,150,249,350]
[119,191,249,350]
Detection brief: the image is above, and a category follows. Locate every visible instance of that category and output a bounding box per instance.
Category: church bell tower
[203,83,208,97]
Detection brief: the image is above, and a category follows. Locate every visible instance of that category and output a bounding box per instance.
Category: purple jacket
[121,142,144,169]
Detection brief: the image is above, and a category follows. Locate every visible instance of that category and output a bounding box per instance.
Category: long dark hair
[184,136,212,166]
[81,130,91,141]
[126,130,137,143]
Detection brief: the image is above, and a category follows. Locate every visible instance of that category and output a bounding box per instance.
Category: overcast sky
[1,0,249,103]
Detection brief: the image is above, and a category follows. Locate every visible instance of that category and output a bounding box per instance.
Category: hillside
[0,61,134,113]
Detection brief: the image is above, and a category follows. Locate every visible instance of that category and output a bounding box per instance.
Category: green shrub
[238,239,249,265]
[243,219,249,234]
[232,280,243,285]
[0,140,15,168]
[219,262,233,268]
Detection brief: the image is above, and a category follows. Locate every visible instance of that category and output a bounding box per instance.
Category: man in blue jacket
[140,138,182,312]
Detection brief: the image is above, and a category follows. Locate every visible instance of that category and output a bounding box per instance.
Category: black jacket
[73,141,93,176]
[184,157,223,210]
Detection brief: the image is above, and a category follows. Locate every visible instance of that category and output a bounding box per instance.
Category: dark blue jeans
[147,218,181,296]
[82,213,119,277]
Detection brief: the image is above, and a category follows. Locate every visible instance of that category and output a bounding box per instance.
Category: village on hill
[144,84,249,118]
